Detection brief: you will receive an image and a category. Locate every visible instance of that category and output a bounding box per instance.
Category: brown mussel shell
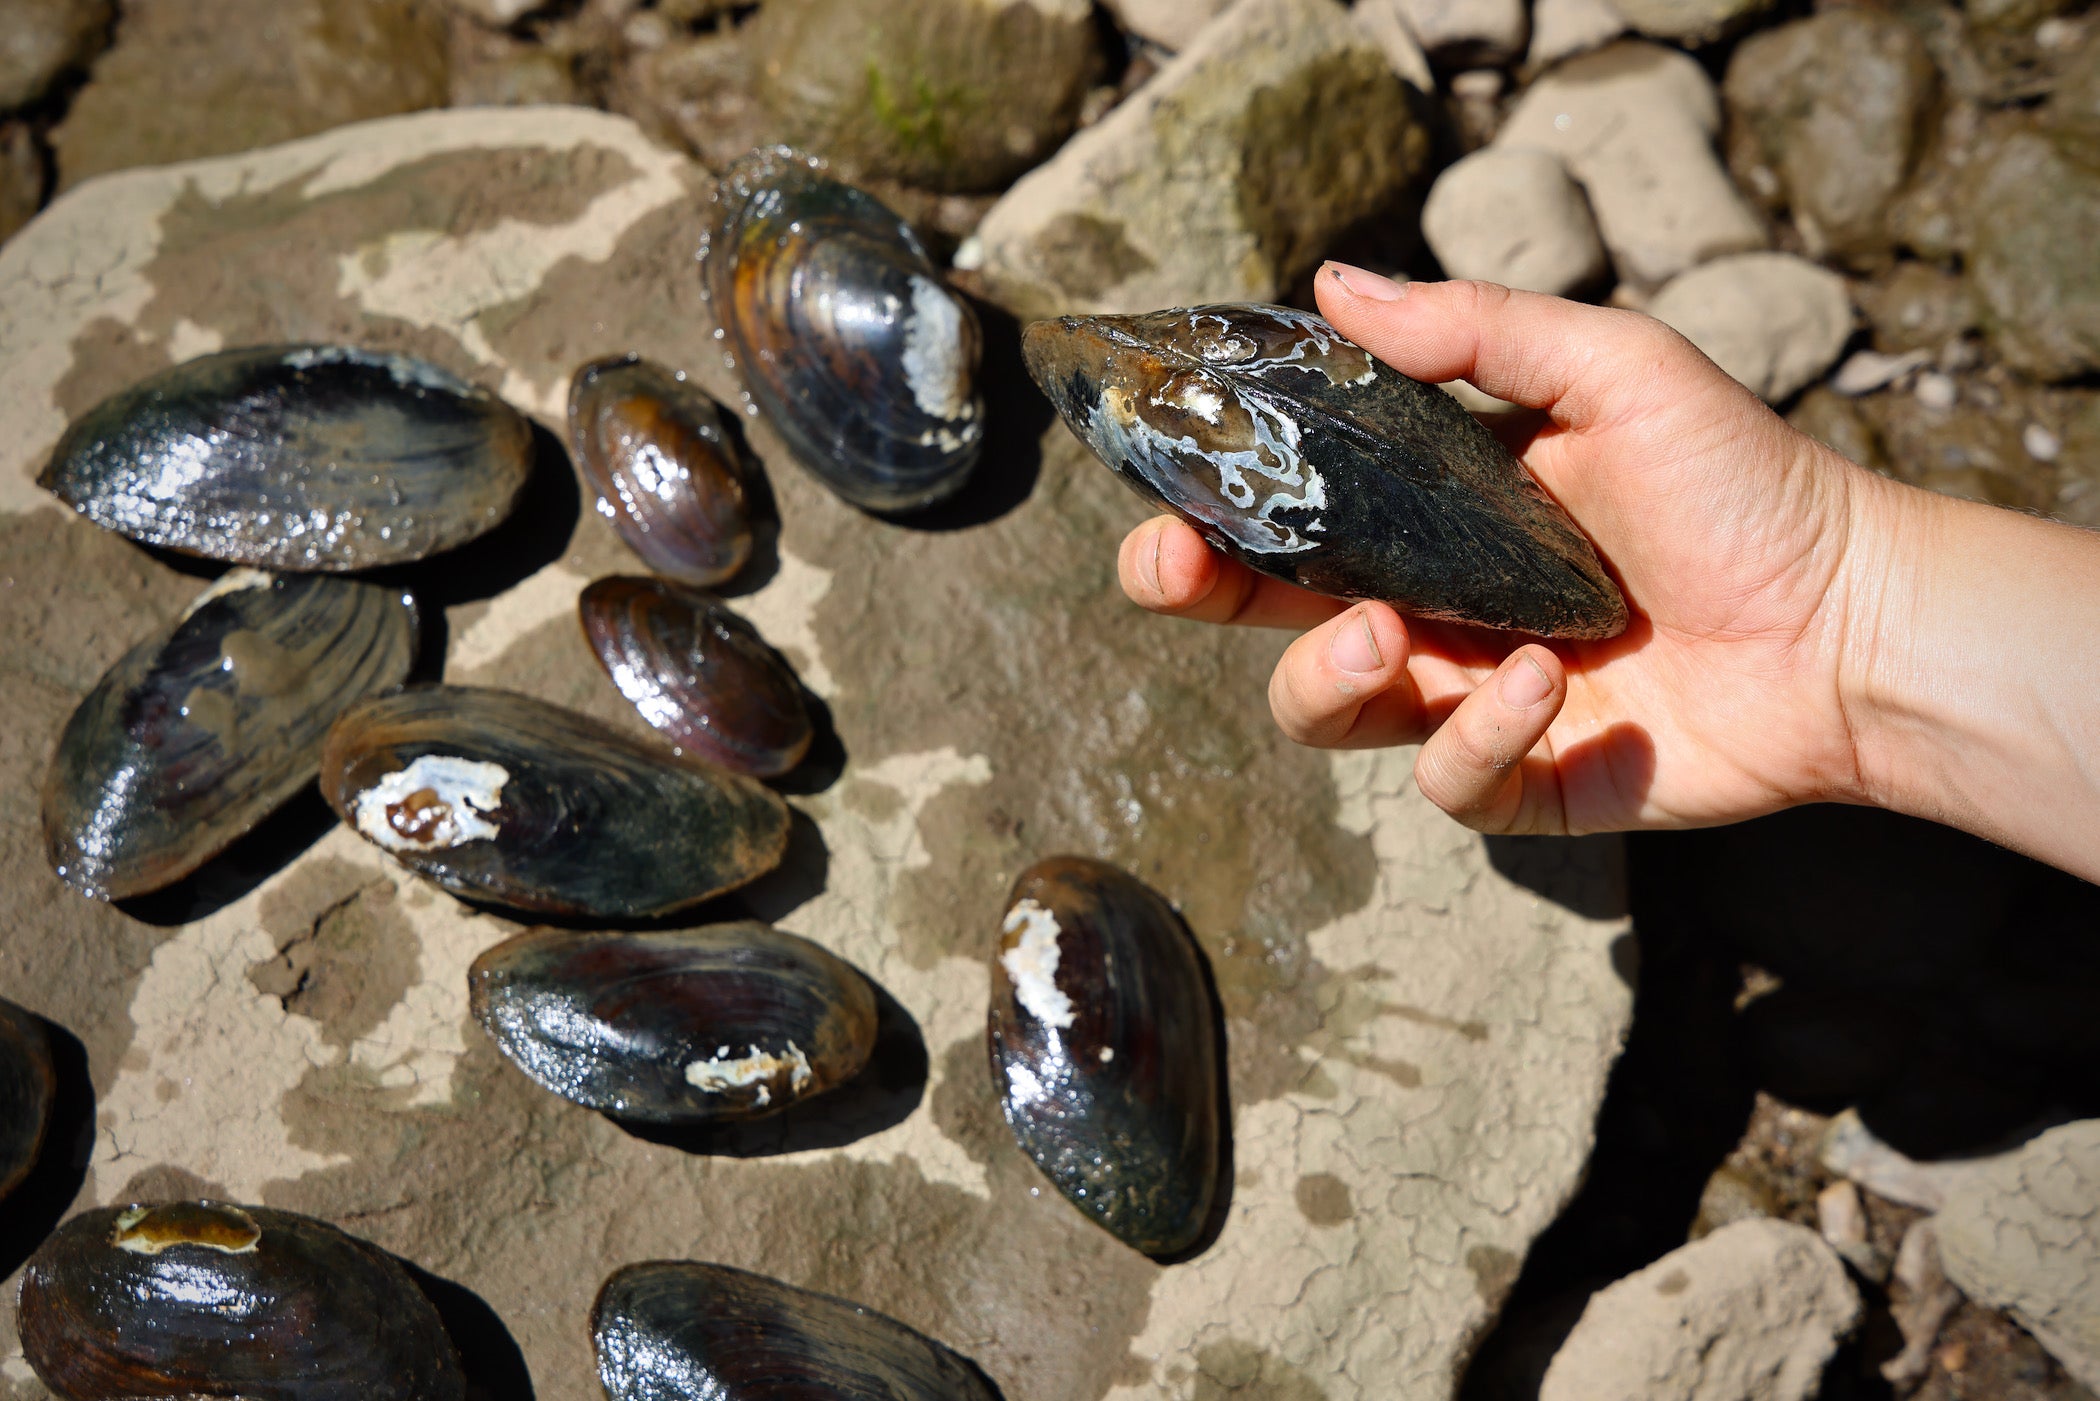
[986,856,1224,1257]
[320,685,790,920]
[42,570,418,901]
[0,999,55,1204]
[569,356,755,587]
[579,575,813,778]
[702,147,984,514]
[17,1201,465,1400]
[594,1261,999,1401]
[469,922,876,1124]
[39,346,533,571]
[1022,304,1628,639]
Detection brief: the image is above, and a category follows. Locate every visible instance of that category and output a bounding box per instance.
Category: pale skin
[1115,267,2100,884]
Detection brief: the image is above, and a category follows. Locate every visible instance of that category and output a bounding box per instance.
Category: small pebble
[1832,349,1930,397]
[2036,17,2081,49]
[1914,372,1958,411]
[2023,424,2062,462]
[1816,1181,1867,1250]
[1450,68,1504,100]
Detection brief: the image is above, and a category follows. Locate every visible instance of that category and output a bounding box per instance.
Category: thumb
[1312,267,1703,432]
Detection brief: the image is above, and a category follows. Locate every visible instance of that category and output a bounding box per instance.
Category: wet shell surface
[469,922,877,1124]
[40,345,534,571]
[987,855,1224,1257]
[580,575,813,777]
[1022,304,1628,639]
[594,1261,999,1401]
[569,355,755,587]
[42,570,418,901]
[319,685,790,919]
[16,1201,465,1401]
[702,147,984,514]
[0,998,55,1204]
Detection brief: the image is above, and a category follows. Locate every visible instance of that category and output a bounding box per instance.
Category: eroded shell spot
[1000,898,1076,1029]
[352,755,508,852]
[112,1202,262,1255]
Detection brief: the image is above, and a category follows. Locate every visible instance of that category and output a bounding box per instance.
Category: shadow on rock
[1484,832,1631,922]
[770,688,847,797]
[402,1261,536,1401]
[114,783,341,927]
[0,1017,95,1281]
[614,979,927,1159]
[377,420,582,613]
[885,297,1053,533]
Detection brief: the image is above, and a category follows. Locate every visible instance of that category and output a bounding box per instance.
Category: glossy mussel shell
[570,356,755,587]
[987,856,1223,1257]
[595,1261,998,1401]
[1022,304,1628,639]
[0,998,55,1204]
[17,1201,465,1400]
[470,922,875,1123]
[320,685,790,919]
[580,575,813,777]
[42,571,418,901]
[703,147,984,514]
[40,345,533,571]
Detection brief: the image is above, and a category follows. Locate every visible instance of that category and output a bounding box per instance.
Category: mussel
[0,998,54,1205]
[702,147,985,514]
[580,576,813,778]
[570,356,756,587]
[17,1200,465,1400]
[470,922,876,1123]
[42,570,418,901]
[40,345,533,571]
[986,856,1223,1257]
[595,1261,998,1401]
[320,685,790,919]
[1022,304,1628,639]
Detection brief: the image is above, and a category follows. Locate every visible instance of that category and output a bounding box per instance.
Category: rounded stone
[1647,252,1853,403]
[1422,147,1608,297]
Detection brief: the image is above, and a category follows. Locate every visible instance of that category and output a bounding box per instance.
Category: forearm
[1841,469,2100,882]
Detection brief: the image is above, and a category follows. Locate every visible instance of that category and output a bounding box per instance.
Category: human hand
[1117,270,1888,837]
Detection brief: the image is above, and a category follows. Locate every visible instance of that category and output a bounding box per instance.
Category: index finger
[1118,516,1347,630]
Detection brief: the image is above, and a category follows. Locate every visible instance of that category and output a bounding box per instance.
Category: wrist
[1829,465,1940,814]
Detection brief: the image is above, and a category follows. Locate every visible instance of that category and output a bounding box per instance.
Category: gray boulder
[960,0,1429,317]
[1540,1219,1862,1401]
[1646,252,1852,403]
[1528,0,1627,67]
[1498,42,1767,289]
[1421,146,1607,296]
[1361,0,1527,67]
[1608,0,1773,47]
[1937,1121,2100,1390]
[1965,125,2100,381]
[1724,10,1941,268]
[0,121,37,245]
[1102,0,1234,51]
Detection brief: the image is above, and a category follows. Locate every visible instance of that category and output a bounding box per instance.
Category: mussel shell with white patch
[702,147,984,514]
[580,575,813,778]
[469,922,876,1124]
[319,685,790,919]
[42,570,418,901]
[39,346,534,571]
[986,856,1223,1257]
[0,998,55,1205]
[16,1201,465,1400]
[1022,304,1628,640]
[569,355,756,587]
[595,1261,999,1401]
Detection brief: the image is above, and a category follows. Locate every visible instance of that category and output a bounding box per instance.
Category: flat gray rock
[0,107,1632,1401]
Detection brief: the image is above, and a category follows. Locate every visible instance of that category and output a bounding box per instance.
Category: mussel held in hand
[1022,303,1627,639]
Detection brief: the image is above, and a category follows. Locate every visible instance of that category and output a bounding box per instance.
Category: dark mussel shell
[986,856,1223,1257]
[569,356,756,587]
[40,345,533,571]
[0,999,55,1204]
[42,571,418,901]
[594,1261,998,1401]
[580,575,813,778]
[702,147,984,514]
[469,922,876,1123]
[17,1201,465,1400]
[1022,304,1628,640]
[320,685,789,919]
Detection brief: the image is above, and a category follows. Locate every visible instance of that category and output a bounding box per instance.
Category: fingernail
[1324,262,1408,302]
[1499,651,1553,709]
[1330,609,1384,674]
[1142,520,1166,598]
